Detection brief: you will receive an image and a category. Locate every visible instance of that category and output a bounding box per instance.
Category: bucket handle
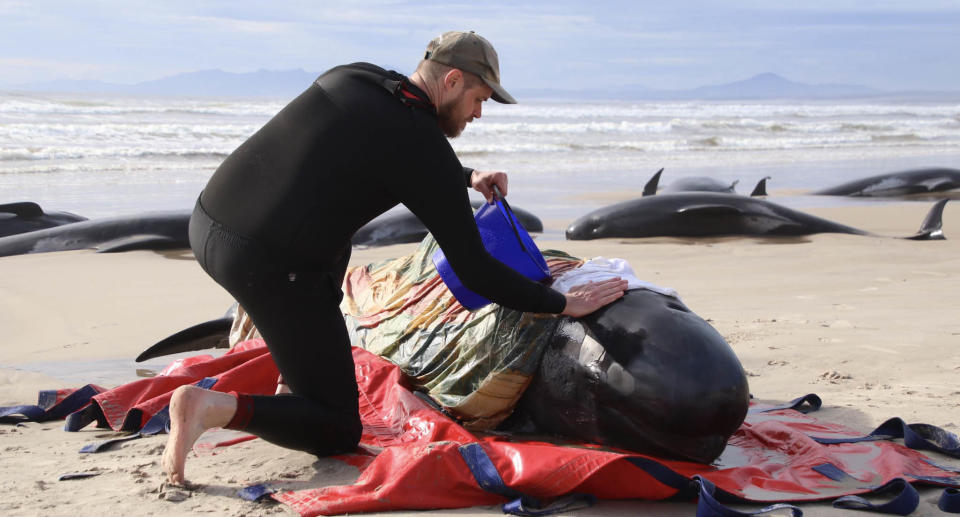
[492,185,528,254]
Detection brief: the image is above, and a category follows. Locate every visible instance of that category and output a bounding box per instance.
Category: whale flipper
[135,317,234,362]
[96,235,182,253]
[642,168,664,197]
[750,177,771,197]
[905,199,948,241]
[676,204,745,216]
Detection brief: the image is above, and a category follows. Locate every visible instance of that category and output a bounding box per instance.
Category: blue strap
[748,394,822,414]
[831,478,919,515]
[458,443,596,516]
[812,417,960,458]
[693,476,802,517]
[1,384,101,423]
[460,443,808,517]
[939,488,960,513]
[238,483,276,502]
[812,463,859,482]
[0,404,46,422]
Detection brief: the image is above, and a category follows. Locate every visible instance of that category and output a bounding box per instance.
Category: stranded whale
[566,194,948,241]
[507,288,748,463]
[0,210,191,257]
[642,169,770,197]
[137,262,748,463]
[0,202,87,238]
[811,168,960,197]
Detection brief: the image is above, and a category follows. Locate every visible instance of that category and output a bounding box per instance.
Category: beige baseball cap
[424,30,517,104]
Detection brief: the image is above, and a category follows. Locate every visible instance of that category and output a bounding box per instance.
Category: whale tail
[642,168,664,197]
[904,199,949,240]
[750,176,772,197]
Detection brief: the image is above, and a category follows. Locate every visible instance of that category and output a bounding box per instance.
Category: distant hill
[514,73,881,101]
[686,72,878,99]
[11,70,959,100]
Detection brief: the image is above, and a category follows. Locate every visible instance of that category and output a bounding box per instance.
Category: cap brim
[482,77,517,104]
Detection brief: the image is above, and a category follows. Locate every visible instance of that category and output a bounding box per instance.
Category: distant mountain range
[10,69,959,100]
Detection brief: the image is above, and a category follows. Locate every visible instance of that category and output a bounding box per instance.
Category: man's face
[437,81,492,138]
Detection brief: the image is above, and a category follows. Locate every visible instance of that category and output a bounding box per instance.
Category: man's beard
[437,95,466,138]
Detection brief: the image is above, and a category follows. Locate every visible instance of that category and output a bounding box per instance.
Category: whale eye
[667,301,689,312]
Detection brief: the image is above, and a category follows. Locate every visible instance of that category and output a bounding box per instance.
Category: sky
[2,0,959,92]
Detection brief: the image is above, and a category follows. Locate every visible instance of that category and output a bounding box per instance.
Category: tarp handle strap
[458,443,596,516]
[0,384,102,424]
[831,478,919,515]
[747,393,822,414]
[940,488,960,513]
[460,443,805,517]
[811,417,960,458]
[693,476,803,517]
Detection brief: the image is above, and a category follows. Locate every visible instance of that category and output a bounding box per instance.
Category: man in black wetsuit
[162,31,627,484]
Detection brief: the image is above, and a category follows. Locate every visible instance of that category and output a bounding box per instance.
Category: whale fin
[642,168,664,197]
[904,199,948,240]
[0,202,43,217]
[135,317,234,362]
[750,177,772,197]
[95,235,182,253]
[676,204,745,216]
[727,179,740,192]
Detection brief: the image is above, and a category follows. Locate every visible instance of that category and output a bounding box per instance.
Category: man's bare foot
[161,385,238,484]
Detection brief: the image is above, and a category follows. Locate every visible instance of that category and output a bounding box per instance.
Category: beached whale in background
[352,201,543,247]
[566,194,948,241]
[642,169,770,197]
[0,210,191,257]
[0,202,87,238]
[505,288,749,463]
[811,167,960,197]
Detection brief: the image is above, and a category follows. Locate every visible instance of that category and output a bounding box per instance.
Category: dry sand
[1,200,959,516]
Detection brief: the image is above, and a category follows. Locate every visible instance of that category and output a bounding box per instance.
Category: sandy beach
[2,199,959,516]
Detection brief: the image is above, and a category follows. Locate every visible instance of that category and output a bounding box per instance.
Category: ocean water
[2,90,959,229]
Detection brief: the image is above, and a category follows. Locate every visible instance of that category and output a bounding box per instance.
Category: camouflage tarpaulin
[341,236,582,430]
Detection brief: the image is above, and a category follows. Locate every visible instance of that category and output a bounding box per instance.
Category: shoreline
[2,201,959,516]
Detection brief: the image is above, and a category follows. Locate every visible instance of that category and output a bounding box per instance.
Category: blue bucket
[432,192,550,310]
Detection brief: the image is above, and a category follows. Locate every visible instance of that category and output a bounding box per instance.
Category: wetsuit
[189,62,567,456]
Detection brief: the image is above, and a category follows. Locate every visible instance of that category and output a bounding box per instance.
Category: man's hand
[470,170,508,202]
[560,278,628,318]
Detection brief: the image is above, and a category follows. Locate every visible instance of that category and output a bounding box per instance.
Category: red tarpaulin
[32,340,958,516]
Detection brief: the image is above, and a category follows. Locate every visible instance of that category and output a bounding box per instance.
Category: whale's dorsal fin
[676,204,745,216]
[95,235,181,253]
[750,177,772,197]
[905,199,948,240]
[642,168,664,197]
[0,202,43,217]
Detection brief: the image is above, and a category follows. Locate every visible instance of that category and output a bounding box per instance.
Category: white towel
[551,257,679,298]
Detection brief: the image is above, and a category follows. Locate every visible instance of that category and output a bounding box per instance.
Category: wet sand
[1,201,959,516]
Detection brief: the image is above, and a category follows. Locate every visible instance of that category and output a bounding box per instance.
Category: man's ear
[443,68,464,91]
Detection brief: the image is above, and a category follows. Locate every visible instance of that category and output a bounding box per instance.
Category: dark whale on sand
[0,210,190,257]
[812,168,960,197]
[566,193,948,241]
[138,289,748,463]
[352,201,543,247]
[0,202,87,238]
[506,288,749,463]
[642,169,770,197]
